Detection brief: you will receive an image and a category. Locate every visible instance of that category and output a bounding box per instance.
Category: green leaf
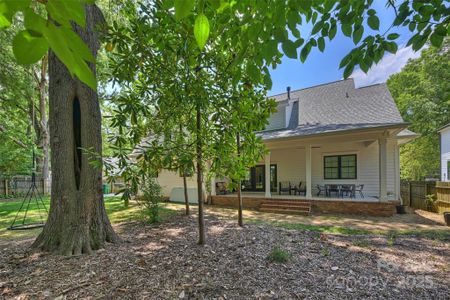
[342,23,352,37]
[311,21,322,35]
[174,0,194,21]
[318,37,325,52]
[352,26,363,44]
[329,24,337,40]
[343,63,354,79]
[43,22,96,90]
[60,27,95,62]
[387,33,400,40]
[12,30,48,65]
[300,44,311,63]
[46,0,85,28]
[430,32,444,48]
[194,14,209,50]
[247,63,260,82]
[339,51,353,69]
[0,14,10,28]
[384,41,398,54]
[368,15,379,30]
[24,8,47,33]
[281,40,297,59]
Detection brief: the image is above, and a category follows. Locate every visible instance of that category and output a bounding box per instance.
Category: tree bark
[180,124,189,215]
[237,132,243,226]
[183,174,190,215]
[36,56,50,194]
[196,104,205,245]
[32,5,118,255]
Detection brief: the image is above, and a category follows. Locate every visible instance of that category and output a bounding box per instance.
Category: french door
[242,164,277,192]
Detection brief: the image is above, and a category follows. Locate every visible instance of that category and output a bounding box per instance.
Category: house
[209,79,418,214]
[142,79,417,215]
[439,123,450,182]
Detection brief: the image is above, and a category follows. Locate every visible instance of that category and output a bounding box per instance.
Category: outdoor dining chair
[340,184,355,198]
[296,181,306,196]
[355,184,364,198]
[326,184,340,197]
[279,181,291,195]
[316,184,326,197]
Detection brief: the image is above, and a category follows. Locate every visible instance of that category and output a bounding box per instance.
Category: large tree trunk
[196,104,205,245]
[32,5,118,255]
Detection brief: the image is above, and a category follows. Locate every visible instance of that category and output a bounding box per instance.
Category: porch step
[259,200,311,215]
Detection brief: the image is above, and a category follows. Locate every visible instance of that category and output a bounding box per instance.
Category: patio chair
[279,181,291,195]
[340,184,355,198]
[326,184,340,198]
[355,184,364,198]
[296,181,306,196]
[316,184,326,197]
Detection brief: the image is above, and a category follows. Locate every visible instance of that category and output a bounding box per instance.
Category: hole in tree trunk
[73,97,82,190]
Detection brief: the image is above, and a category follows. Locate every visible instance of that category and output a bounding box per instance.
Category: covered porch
[211,126,415,205]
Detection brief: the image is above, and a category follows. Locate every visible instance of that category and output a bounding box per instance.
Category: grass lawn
[0,196,180,241]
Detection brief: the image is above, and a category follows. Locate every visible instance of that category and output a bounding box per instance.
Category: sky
[268,1,423,95]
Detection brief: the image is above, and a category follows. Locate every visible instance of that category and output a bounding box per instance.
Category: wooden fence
[401,180,450,213]
[400,181,436,211]
[0,177,50,198]
[436,181,450,214]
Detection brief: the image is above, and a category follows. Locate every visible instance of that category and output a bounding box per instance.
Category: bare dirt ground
[0,211,449,300]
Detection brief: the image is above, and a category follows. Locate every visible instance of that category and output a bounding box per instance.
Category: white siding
[156,169,197,197]
[441,127,450,181]
[267,140,399,199]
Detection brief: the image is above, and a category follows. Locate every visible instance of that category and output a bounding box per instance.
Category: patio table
[325,184,356,198]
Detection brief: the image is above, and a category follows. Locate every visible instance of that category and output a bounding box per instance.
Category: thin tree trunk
[38,56,50,194]
[183,174,189,215]
[32,5,118,255]
[237,132,243,226]
[196,104,205,245]
[180,124,189,215]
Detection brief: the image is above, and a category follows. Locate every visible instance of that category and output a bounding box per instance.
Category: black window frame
[324,154,357,180]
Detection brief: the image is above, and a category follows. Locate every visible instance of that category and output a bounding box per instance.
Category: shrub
[139,178,163,224]
[267,246,290,263]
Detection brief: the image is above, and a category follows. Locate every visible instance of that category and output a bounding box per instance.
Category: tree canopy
[387,38,450,180]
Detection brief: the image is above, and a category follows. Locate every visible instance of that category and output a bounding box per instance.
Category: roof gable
[270,79,404,127]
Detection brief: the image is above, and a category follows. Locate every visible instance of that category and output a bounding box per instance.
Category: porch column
[394,143,400,203]
[378,136,388,201]
[305,145,312,198]
[265,151,271,198]
[210,176,216,196]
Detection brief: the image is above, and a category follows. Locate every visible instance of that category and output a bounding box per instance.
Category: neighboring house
[136,79,417,204]
[439,123,450,182]
[213,78,417,202]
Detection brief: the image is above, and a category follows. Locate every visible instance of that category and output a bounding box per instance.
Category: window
[324,155,357,179]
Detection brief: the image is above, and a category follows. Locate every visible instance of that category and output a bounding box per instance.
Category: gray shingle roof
[258,79,409,140]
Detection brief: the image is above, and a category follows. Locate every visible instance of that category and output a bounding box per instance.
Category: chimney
[287,86,291,100]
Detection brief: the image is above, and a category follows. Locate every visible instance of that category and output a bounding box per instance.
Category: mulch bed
[0,213,449,299]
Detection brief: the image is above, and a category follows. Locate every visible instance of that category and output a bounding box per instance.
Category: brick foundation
[210,195,396,217]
